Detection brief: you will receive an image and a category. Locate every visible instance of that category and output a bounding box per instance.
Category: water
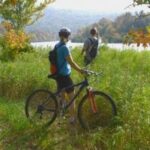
[31,41,150,51]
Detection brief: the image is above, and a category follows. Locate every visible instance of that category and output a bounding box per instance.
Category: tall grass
[0,46,150,149]
[0,50,56,100]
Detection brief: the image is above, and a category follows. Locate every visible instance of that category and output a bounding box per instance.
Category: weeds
[0,46,150,149]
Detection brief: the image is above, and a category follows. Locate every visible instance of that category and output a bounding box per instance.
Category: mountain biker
[53,27,85,124]
[81,27,99,66]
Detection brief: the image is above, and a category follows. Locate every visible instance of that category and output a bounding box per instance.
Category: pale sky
[50,0,149,13]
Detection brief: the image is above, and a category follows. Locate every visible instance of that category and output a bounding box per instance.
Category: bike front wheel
[25,89,58,127]
[78,91,117,130]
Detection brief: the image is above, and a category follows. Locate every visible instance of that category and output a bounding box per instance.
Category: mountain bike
[25,71,117,130]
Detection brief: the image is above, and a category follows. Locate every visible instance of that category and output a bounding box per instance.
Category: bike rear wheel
[78,91,117,130]
[25,89,58,127]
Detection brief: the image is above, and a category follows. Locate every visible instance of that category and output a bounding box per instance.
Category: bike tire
[25,89,58,127]
[78,91,117,130]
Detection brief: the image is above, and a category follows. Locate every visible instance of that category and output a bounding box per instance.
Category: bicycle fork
[87,87,98,113]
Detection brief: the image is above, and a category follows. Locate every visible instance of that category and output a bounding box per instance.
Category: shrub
[0,22,33,61]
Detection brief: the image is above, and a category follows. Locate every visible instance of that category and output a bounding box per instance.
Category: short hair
[90,27,98,35]
[59,27,71,38]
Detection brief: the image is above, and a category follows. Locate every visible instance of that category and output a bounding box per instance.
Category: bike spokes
[25,89,58,127]
[78,91,117,130]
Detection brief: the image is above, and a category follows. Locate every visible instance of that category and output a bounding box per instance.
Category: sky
[50,0,149,13]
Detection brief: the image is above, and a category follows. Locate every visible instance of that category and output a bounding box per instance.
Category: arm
[81,39,89,55]
[66,54,82,73]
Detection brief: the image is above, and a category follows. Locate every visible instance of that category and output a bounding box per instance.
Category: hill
[1,8,150,43]
[72,11,150,43]
[25,7,117,42]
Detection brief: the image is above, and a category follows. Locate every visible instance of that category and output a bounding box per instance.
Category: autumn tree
[0,0,55,61]
[133,0,150,6]
[0,0,55,31]
[124,1,150,47]
[124,27,150,47]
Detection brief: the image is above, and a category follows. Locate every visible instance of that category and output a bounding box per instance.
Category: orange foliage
[124,28,150,47]
[2,21,13,31]
[0,21,31,60]
[4,29,29,50]
[11,0,17,6]
[1,21,29,51]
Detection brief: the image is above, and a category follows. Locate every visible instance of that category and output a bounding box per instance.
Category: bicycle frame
[54,77,89,111]
[25,71,117,129]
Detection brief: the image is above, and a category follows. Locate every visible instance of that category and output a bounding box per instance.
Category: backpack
[48,43,65,76]
[88,38,99,58]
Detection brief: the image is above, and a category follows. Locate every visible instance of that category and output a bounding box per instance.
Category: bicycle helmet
[59,27,71,38]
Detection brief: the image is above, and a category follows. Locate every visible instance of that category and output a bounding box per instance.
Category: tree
[133,0,150,4]
[0,0,55,61]
[125,1,150,47]
[133,0,150,7]
[72,12,150,43]
[0,0,55,31]
[0,21,32,61]
[124,28,150,47]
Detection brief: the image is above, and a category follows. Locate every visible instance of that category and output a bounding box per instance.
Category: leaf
[125,28,150,47]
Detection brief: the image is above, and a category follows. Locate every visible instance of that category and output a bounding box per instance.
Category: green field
[0,46,150,150]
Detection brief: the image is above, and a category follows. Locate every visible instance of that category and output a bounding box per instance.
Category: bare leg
[60,91,76,123]
[67,91,76,124]
[67,91,75,118]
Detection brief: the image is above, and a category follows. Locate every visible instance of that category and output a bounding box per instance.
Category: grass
[0,46,150,149]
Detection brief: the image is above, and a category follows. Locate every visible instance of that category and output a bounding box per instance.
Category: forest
[1,11,150,43]
[72,11,150,43]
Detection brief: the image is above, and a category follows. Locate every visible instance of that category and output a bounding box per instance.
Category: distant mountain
[72,12,150,43]
[26,7,117,42]
[1,8,149,43]
[0,7,118,42]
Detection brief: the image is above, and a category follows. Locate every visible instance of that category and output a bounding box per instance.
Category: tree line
[72,11,150,43]
[0,0,150,60]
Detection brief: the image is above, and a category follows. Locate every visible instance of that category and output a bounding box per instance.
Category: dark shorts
[56,75,74,93]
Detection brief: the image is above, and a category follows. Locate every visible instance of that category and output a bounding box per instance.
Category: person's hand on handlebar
[79,69,89,76]
[80,69,102,76]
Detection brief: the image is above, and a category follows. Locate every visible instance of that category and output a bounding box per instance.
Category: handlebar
[83,70,102,77]
[47,70,102,80]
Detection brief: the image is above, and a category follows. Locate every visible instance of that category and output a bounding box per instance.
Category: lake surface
[31,41,150,51]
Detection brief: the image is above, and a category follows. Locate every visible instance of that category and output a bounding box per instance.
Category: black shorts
[56,75,74,93]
